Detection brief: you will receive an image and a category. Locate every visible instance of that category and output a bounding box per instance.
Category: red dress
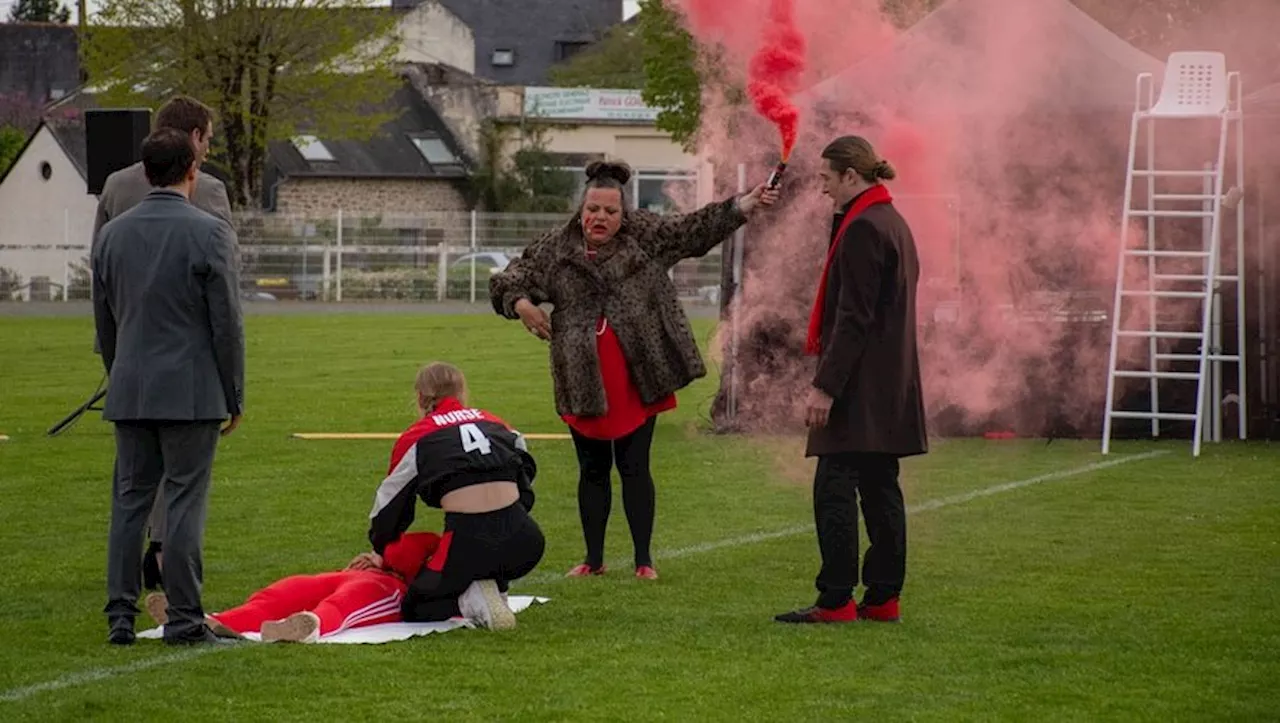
[561,250,677,441]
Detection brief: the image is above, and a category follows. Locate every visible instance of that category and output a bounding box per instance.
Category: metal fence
[0,210,726,305]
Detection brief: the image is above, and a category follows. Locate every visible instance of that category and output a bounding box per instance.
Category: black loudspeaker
[85,108,152,195]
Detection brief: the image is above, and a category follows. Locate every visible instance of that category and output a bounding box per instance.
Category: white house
[0,117,96,300]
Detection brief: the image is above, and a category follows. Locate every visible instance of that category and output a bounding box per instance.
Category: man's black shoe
[163,625,234,646]
[107,628,136,646]
[773,601,858,624]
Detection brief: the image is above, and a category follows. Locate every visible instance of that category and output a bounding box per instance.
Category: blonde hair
[821,135,896,183]
[415,362,467,411]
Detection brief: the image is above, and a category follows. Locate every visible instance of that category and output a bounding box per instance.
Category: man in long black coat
[775,136,928,625]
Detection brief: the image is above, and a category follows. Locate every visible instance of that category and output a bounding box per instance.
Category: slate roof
[0,23,81,104]
[425,0,623,85]
[0,111,85,186]
[266,81,469,180]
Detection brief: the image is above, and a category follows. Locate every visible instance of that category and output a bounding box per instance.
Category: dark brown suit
[803,190,927,611]
[806,202,928,457]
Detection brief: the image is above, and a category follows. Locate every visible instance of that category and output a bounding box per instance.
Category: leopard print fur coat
[490,197,748,418]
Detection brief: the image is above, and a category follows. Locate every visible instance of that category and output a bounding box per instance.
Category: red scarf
[805,184,893,356]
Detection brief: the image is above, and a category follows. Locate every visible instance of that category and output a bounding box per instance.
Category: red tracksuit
[207,532,441,636]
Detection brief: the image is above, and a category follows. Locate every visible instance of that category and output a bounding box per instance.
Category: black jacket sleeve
[368,447,423,554]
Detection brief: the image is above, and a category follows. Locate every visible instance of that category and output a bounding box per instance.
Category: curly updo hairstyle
[581,160,632,206]
[821,136,896,183]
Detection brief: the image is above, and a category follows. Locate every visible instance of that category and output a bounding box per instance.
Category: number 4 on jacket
[459,423,492,455]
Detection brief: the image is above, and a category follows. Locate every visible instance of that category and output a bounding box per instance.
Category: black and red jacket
[367,397,536,554]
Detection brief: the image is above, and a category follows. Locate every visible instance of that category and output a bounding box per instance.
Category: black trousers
[401,503,545,622]
[570,417,657,568]
[812,452,906,609]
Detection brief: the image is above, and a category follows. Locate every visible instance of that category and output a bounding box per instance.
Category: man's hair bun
[584,160,632,186]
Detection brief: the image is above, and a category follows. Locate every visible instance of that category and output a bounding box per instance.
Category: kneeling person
[369,362,545,630]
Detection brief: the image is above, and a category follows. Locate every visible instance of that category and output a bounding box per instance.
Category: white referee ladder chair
[1101,52,1247,457]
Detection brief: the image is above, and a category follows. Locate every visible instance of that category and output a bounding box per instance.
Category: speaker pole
[77,0,88,85]
[47,379,107,437]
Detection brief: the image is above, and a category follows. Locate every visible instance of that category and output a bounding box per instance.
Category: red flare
[747,0,806,159]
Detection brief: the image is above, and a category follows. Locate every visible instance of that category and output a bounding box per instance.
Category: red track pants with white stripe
[209,570,405,636]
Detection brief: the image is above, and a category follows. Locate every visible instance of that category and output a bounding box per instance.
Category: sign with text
[523,87,660,122]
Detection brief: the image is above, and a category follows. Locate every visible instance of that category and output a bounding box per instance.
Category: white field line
[1,450,1166,704]
[516,450,1169,586]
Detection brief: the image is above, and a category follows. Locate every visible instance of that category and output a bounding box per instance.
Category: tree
[632,0,939,150]
[549,24,646,89]
[469,122,577,213]
[636,0,705,149]
[0,126,27,178]
[83,0,403,209]
[8,0,71,23]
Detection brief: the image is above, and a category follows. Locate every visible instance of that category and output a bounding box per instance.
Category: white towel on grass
[136,595,550,644]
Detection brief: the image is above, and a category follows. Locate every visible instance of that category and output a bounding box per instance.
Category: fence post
[63,209,70,301]
[469,209,478,304]
[727,163,747,421]
[336,208,344,302]
[322,246,331,301]
[437,237,447,302]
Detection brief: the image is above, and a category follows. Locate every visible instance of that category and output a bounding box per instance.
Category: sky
[1,1,640,23]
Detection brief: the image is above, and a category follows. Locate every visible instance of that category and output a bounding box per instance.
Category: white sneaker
[260,611,321,643]
[458,580,516,630]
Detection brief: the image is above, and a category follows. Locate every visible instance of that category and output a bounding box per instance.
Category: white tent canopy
[802,0,1166,116]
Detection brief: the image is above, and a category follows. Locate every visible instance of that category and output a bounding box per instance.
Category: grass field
[1,311,1277,722]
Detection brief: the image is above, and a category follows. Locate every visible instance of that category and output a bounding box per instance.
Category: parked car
[450,252,512,275]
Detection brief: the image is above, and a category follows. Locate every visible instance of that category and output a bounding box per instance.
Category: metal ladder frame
[1101,65,1246,457]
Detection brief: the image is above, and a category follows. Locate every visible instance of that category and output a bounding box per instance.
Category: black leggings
[401,502,545,622]
[571,417,657,568]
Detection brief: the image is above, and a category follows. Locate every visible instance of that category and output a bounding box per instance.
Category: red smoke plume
[746,0,806,159]
[666,0,1276,441]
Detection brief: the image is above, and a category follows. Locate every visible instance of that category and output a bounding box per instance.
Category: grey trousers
[104,420,220,639]
[147,494,165,544]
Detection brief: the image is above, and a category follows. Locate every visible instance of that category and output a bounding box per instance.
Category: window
[410,136,459,166]
[292,135,335,162]
[491,48,515,66]
[555,41,590,62]
[556,166,588,198]
[633,172,696,214]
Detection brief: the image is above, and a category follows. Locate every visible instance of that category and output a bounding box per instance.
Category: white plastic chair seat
[1148,51,1229,117]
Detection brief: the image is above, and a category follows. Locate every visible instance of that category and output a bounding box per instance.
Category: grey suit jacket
[92,162,233,249]
[92,190,245,422]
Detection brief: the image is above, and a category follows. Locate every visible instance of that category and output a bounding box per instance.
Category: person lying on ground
[144,531,441,643]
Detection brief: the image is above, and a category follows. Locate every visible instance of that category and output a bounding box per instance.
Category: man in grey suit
[93,127,245,646]
[92,95,233,591]
[93,95,233,240]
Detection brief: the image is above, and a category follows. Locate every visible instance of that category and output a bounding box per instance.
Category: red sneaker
[635,565,658,580]
[774,601,858,624]
[566,563,606,577]
[857,597,901,623]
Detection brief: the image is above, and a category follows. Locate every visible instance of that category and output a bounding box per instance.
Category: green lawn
[0,312,1277,722]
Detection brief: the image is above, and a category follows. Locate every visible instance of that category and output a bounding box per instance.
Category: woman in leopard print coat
[489,161,778,580]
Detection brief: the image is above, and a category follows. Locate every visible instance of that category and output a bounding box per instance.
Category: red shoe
[774,601,858,624]
[857,597,901,623]
[635,565,658,580]
[566,563,606,577]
